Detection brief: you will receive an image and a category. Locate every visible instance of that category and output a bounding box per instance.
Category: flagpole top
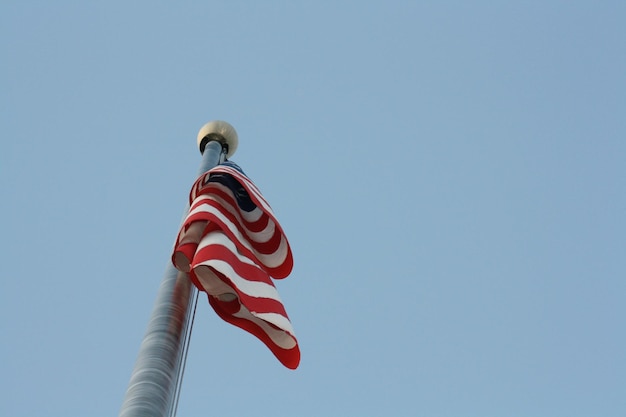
[197,120,238,158]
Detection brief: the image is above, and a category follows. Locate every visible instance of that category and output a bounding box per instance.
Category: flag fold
[172,161,299,369]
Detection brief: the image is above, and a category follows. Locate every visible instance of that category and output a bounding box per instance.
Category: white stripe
[187,199,289,270]
[194,231,282,301]
[173,221,209,271]
[203,259,280,301]
[193,233,297,348]
[253,312,296,338]
[212,166,275,216]
[197,229,257,268]
[233,306,297,350]
[188,194,271,243]
[193,252,296,348]
[194,265,236,297]
[209,182,264,223]
[194,187,276,244]
[177,220,207,246]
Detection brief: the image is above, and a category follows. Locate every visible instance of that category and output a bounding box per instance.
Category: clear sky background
[2,2,625,417]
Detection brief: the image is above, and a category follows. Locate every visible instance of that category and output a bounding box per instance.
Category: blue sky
[2,1,625,416]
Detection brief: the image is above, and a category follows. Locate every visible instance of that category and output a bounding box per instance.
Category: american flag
[172,161,299,369]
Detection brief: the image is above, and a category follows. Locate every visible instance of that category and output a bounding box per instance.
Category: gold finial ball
[196,120,238,158]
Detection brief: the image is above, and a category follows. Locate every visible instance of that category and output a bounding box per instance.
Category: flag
[172,161,299,369]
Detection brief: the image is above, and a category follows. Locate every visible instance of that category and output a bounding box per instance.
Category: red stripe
[183,203,274,269]
[173,164,299,369]
[188,168,293,277]
[194,261,290,318]
[183,197,290,278]
[197,184,269,233]
[207,294,300,370]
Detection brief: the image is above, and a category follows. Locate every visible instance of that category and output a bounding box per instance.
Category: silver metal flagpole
[119,121,239,417]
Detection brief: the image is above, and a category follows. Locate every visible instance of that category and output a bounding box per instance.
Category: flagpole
[119,121,239,417]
